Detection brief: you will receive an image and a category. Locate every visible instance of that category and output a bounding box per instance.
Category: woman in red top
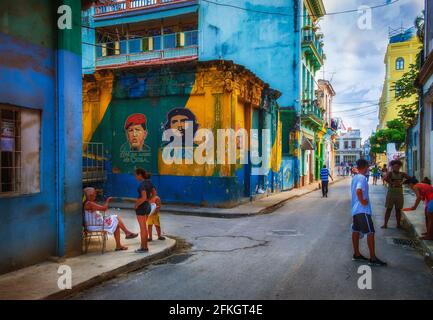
[403,177,433,240]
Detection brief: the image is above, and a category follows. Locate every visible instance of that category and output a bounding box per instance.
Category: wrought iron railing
[302,29,324,59]
[94,0,191,15]
[95,30,198,67]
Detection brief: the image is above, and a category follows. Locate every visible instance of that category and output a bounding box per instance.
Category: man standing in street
[320,165,334,198]
[351,159,387,266]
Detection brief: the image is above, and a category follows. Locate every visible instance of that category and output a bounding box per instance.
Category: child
[147,196,166,241]
[351,159,387,266]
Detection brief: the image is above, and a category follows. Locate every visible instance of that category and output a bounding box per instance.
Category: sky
[320,0,424,142]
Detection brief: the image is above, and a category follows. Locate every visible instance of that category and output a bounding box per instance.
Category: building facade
[299,0,327,186]
[0,0,83,274]
[81,0,329,205]
[376,27,421,166]
[316,79,337,176]
[335,129,363,166]
[415,0,433,181]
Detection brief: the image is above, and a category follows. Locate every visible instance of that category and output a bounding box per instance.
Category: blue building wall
[199,0,302,110]
[0,0,83,274]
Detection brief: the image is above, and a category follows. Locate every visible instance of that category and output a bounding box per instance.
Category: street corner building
[82,61,284,207]
[79,0,316,207]
[0,1,83,274]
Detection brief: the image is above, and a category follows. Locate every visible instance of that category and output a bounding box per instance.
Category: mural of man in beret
[161,108,201,162]
[123,113,150,152]
[162,108,199,148]
[120,113,151,166]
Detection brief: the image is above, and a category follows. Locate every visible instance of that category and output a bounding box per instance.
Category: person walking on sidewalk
[381,164,388,186]
[134,168,157,253]
[371,164,380,185]
[351,159,387,267]
[381,160,409,229]
[320,165,334,198]
[403,177,433,240]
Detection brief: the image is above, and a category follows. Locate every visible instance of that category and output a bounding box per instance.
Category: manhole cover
[387,237,419,249]
[270,230,300,236]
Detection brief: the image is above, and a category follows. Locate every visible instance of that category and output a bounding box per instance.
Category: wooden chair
[83,209,108,254]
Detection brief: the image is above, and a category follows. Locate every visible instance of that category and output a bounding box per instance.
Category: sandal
[135,247,149,253]
[115,246,128,251]
[148,238,153,242]
[125,233,139,239]
[158,236,166,240]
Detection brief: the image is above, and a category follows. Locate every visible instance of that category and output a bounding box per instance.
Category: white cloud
[321,0,424,140]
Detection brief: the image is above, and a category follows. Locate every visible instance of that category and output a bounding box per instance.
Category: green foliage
[391,62,420,127]
[370,119,406,154]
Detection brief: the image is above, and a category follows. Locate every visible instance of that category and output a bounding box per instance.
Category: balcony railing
[301,102,324,128]
[302,29,324,65]
[95,30,198,68]
[94,0,192,16]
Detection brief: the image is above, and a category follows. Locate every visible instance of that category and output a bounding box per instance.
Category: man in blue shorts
[320,165,334,198]
[351,159,387,266]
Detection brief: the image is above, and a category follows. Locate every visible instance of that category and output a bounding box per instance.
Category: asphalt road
[73,178,433,300]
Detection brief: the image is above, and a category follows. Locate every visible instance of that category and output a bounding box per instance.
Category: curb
[113,177,347,219]
[43,239,177,300]
[401,211,433,266]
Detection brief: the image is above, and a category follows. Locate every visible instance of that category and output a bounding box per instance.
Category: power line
[333,105,378,114]
[200,0,400,18]
[340,110,379,119]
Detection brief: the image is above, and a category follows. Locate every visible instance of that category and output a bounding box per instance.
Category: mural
[120,113,152,166]
[83,61,283,206]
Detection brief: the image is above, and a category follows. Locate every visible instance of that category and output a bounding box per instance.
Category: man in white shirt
[351,159,387,267]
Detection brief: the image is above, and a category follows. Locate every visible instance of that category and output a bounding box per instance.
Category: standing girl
[134,168,157,253]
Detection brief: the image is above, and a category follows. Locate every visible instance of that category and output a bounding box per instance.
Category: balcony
[301,102,324,129]
[302,28,324,68]
[95,30,198,69]
[94,0,196,17]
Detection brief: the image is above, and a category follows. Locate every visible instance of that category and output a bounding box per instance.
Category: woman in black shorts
[134,168,157,253]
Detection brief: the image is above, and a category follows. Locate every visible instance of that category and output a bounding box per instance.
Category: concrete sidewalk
[401,190,433,264]
[0,211,176,300]
[112,176,348,218]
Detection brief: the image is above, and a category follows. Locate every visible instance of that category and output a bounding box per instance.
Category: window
[395,84,402,97]
[396,57,405,70]
[351,140,356,149]
[0,105,40,195]
[344,141,349,149]
[335,141,340,150]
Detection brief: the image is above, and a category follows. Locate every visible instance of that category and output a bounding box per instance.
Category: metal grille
[0,107,21,194]
[83,142,106,185]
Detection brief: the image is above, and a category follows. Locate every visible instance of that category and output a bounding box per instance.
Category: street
[73,179,433,300]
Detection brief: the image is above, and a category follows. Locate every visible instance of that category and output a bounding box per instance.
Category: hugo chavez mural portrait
[120,113,151,166]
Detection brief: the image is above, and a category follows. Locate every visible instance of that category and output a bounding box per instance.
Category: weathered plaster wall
[0,0,82,274]
[199,0,301,110]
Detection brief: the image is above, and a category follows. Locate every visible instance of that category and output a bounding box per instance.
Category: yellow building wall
[378,35,421,130]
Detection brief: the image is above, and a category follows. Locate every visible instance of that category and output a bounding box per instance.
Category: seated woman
[83,187,138,251]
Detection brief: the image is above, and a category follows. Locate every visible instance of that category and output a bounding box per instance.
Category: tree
[391,62,420,127]
[370,119,406,154]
